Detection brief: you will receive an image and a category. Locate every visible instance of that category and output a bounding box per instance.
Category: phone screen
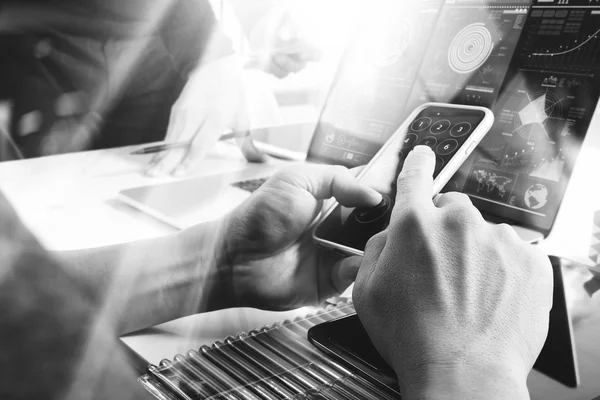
[314,105,487,253]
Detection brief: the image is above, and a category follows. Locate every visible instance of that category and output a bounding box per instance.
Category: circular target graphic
[448,23,493,74]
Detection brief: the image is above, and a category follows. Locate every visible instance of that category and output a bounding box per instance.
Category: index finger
[394,145,436,210]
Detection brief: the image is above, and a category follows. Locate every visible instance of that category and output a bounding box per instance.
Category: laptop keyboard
[231,177,269,193]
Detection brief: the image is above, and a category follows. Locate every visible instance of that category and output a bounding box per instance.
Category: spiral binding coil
[138,300,400,400]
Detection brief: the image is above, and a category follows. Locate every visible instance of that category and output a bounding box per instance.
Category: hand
[223,164,381,310]
[247,38,321,79]
[353,146,553,399]
[246,10,321,79]
[146,55,251,176]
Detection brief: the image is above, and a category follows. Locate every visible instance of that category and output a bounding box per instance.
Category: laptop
[120,0,600,246]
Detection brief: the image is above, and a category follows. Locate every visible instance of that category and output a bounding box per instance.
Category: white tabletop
[1,120,599,400]
[0,141,257,251]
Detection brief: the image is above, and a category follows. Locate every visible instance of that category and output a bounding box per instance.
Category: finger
[230,96,267,163]
[153,106,217,176]
[166,106,187,139]
[238,135,268,163]
[171,146,200,177]
[273,54,306,75]
[353,232,387,300]
[145,151,168,176]
[433,192,473,208]
[331,256,363,293]
[171,116,225,176]
[147,148,187,177]
[268,61,290,79]
[395,145,436,210]
[146,107,190,176]
[277,165,382,207]
[362,232,387,271]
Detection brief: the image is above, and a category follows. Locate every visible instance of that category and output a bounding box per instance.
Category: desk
[0,141,259,250]
[0,128,599,399]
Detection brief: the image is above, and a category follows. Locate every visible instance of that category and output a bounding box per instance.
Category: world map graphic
[473,170,513,199]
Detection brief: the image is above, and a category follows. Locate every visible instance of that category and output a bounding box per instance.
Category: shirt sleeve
[160,0,234,77]
[0,192,151,400]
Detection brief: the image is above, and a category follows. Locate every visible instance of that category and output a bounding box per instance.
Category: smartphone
[313,103,494,256]
[307,314,399,391]
[307,256,579,390]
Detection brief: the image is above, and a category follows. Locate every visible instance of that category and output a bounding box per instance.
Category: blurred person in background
[0,0,319,174]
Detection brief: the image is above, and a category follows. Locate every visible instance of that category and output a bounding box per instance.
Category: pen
[130,131,246,155]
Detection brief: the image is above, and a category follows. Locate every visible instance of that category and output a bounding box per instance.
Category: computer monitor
[307,0,599,237]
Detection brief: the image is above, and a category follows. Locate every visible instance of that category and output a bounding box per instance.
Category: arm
[56,220,234,335]
[0,164,379,398]
[56,164,381,333]
[147,0,246,176]
[160,0,234,77]
[0,193,152,400]
[0,2,165,37]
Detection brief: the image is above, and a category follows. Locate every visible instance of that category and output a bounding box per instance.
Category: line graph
[521,7,600,70]
[532,28,600,57]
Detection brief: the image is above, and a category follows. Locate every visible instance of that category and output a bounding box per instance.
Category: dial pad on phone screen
[399,109,479,178]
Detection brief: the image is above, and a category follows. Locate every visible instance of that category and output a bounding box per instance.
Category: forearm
[160,0,234,76]
[399,362,530,400]
[56,219,234,335]
[0,195,152,399]
[0,3,164,37]
[0,3,74,33]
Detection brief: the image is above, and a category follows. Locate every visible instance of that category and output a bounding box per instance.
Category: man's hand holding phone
[313,103,494,255]
[353,146,554,400]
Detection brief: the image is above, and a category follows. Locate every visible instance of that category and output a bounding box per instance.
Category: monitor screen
[443,0,600,234]
[307,0,444,167]
[405,0,531,110]
[306,0,599,234]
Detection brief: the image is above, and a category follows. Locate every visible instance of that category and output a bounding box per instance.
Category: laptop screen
[306,0,599,236]
[306,0,444,167]
[443,0,600,235]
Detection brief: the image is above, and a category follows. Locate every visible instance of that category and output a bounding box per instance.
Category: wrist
[399,360,530,400]
[179,218,238,312]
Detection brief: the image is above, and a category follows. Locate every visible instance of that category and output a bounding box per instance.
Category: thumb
[331,256,363,292]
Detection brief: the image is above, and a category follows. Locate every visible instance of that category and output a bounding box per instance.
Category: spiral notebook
[137,300,401,400]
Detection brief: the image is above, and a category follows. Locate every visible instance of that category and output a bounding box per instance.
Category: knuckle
[532,248,552,275]
[399,166,426,181]
[495,223,518,241]
[390,205,430,242]
[352,272,374,312]
[330,165,349,175]
[273,165,303,182]
[450,192,472,204]
[436,192,471,207]
[352,277,366,306]
[353,273,383,313]
[392,203,425,225]
[442,203,481,227]
[365,231,387,253]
